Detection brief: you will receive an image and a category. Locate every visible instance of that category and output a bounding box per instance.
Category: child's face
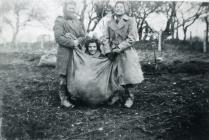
[88,42,97,55]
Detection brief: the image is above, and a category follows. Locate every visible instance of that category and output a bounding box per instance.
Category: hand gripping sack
[67,49,122,105]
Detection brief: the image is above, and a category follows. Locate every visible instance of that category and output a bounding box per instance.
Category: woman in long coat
[103,1,144,108]
[53,1,85,108]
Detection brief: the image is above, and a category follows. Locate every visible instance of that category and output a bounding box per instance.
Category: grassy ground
[1,49,209,140]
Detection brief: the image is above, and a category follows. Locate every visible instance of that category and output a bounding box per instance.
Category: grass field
[1,47,209,140]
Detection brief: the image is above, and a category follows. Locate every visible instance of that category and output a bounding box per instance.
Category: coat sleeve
[118,17,139,51]
[53,17,75,48]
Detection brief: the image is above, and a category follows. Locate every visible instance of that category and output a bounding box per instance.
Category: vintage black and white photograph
[0,0,209,139]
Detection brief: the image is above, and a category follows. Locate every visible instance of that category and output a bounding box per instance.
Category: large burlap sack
[67,49,123,105]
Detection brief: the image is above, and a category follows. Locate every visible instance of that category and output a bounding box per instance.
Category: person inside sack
[85,39,103,58]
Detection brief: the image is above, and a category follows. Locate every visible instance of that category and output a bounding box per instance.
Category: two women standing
[53,1,144,108]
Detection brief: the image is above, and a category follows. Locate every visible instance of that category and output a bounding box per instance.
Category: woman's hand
[111,43,122,53]
[112,48,122,53]
[106,52,118,61]
[73,40,79,48]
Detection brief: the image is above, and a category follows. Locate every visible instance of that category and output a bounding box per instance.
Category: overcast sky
[0,0,206,43]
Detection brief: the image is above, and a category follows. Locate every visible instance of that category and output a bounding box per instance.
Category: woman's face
[64,4,77,19]
[88,42,97,55]
[115,3,125,16]
[66,4,76,14]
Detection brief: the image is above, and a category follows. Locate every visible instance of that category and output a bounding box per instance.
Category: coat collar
[113,14,129,21]
[121,15,129,21]
[109,15,129,30]
[108,15,129,39]
[63,18,81,36]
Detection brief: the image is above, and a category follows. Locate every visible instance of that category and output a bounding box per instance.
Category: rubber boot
[58,76,74,108]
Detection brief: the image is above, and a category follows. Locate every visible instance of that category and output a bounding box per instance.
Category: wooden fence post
[41,39,44,50]
[203,30,207,53]
[190,31,193,45]
[158,30,162,52]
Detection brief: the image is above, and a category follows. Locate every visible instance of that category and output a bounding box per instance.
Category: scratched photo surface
[0,0,209,139]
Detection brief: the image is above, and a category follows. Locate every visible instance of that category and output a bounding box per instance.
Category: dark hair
[85,39,101,54]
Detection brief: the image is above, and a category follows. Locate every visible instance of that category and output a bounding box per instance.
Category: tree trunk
[11,32,18,47]
[205,17,208,46]
[143,23,149,40]
[203,30,207,53]
[138,28,143,40]
[183,28,187,41]
[176,20,179,40]
[190,31,192,40]
[190,31,193,45]
[158,30,162,52]
[176,28,179,40]
[171,17,175,39]
[138,18,145,40]
[87,19,92,33]
[80,0,87,32]
[162,3,176,40]
[11,12,20,47]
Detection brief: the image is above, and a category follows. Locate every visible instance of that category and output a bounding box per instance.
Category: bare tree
[153,1,203,41]
[85,0,110,33]
[0,0,47,47]
[80,0,88,32]
[86,1,98,32]
[158,2,178,39]
[205,16,209,44]
[177,2,204,41]
[128,1,163,40]
[157,2,204,41]
[147,1,186,40]
[201,2,209,46]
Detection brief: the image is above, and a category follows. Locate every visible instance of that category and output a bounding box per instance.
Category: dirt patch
[1,52,209,140]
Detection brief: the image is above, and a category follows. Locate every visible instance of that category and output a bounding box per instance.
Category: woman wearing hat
[53,0,85,108]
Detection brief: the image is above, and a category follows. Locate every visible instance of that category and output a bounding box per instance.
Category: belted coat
[103,15,144,86]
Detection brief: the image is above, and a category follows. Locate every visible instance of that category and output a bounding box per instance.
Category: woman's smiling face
[88,42,97,55]
[63,2,77,19]
[115,3,125,16]
[67,4,76,13]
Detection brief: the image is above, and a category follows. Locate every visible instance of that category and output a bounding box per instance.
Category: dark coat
[53,16,85,76]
